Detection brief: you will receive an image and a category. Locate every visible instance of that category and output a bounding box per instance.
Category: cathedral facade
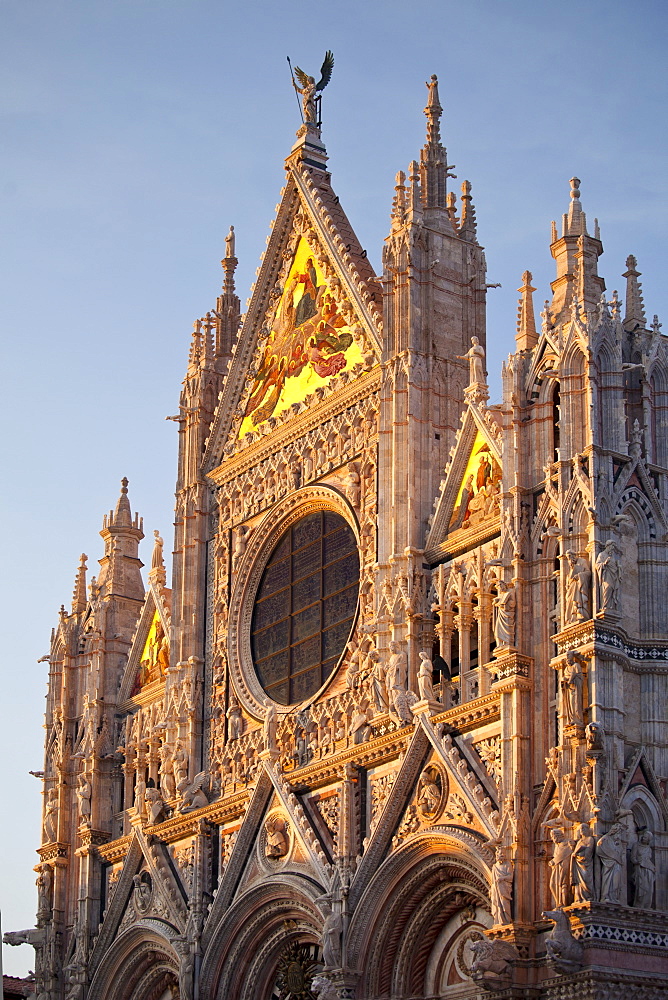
[7,73,668,999]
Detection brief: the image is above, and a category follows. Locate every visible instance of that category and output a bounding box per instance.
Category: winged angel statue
[293,50,334,124]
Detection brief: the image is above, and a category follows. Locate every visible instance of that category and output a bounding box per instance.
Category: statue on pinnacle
[291,50,334,124]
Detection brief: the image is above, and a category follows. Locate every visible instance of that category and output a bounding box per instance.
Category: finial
[459,180,478,243]
[610,290,620,317]
[149,529,166,587]
[550,220,557,244]
[541,299,552,334]
[290,50,334,127]
[420,73,453,210]
[564,176,587,237]
[424,74,443,145]
[391,170,407,229]
[407,160,421,218]
[225,225,235,259]
[111,477,133,528]
[623,254,647,330]
[71,554,88,615]
[570,177,581,201]
[446,191,459,233]
[652,314,662,336]
[516,270,537,351]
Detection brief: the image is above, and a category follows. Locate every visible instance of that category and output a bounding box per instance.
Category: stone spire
[71,553,88,615]
[516,270,538,351]
[216,226,241,360]
[549,177,604,324]
[458,180,478,243]
[97,479,144,600]
[420,74,453,210]
[622,254,647,332]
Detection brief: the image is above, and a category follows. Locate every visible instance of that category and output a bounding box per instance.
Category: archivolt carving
[199,877,323,1000]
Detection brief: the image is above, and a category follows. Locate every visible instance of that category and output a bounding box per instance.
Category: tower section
[378,75,488,686]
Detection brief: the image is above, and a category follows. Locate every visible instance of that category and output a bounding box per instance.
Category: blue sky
[1,0,666,975]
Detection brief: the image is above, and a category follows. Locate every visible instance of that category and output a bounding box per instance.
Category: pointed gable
[203,155,382,473]
[426,406,502,562]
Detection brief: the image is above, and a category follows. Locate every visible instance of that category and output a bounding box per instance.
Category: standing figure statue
[490,848,513,925]
[571,823,596,902]
[457,336,486,387]
[225,225,235,259]
[76,773,92,825]
[595,540,622,613]
[547,826,574,908]
[597,823,625,903]
[417,651,436,701]
[631,831,655,908]
[263,698,278,752]
[565,551,592,622]
[385,640,412,724]
[493,580,516,649]
[555,650,586,728]
[44,787,58,843]
[369,648,388,714]
[292,51,334,124]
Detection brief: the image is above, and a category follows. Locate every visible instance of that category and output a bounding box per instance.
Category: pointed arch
[87,922,180,1000]
[346,832,491,998]
[199,874,324,1000]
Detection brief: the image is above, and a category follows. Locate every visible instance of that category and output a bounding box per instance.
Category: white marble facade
[6,76,668,1000]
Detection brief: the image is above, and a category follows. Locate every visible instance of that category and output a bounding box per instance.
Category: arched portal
[347,833,491,999]
[87,923,180,1000]
[200,874,325,1000]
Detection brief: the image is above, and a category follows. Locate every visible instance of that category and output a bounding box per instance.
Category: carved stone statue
[596,540,622,612]
[385,641,412,724]
[320,901,343,970]
[493,580,516,648]
[571,823,595,902]
[369,648,388,713]
[547,827,574,907]
[227,698,243,740]
[490,848,513,924]
[417,651,436,701]
[145,785,165,826]
[159,744,176,800]
[263,699,278,751]
[292,51,334,124]
[457,335,486,387]
[76,774,91,825]
[264,815,289,858]
[173,743,189,786]
[597,822,625,903]
[311,975,337,1000]
[565,551,591,622]
[556,650,585,727]
[225,225,235,259]
[470,937,518,987]
[542,909,583,974]
[631,830,655,908]
[178,772,208,813]
[44,787,58,843]
[150,530,164,572]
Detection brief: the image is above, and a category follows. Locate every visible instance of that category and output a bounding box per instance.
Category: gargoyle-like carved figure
[470,937,518,989]
[292,51,334,124]
[542,909,584,974]
[178,771,208,813]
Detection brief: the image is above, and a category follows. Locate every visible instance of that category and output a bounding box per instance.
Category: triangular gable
[119,589,171,704]
[425,408,502,562]
[90,829,187,975]
[203,161,382,473]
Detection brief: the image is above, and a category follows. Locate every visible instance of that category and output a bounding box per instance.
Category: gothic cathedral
[7,72,668,1000]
